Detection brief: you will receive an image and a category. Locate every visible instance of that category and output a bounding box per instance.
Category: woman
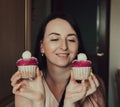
[11,13,105,107]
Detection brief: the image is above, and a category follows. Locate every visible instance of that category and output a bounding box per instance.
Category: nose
[60,39,68,50]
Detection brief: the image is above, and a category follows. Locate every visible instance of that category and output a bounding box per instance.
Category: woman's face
[41,18,79,67]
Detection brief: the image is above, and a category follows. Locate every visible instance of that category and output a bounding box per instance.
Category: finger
[86,76,97,96]
[15,88,35,99]
[11,74,21,86]
[35,68,43,82]
[36,67,43,77]
[11,74,21,87]
[72,84,86,93]
[81,79,85,84]
[13,81,30,96]
[12,83,21,94]
[70,70,75,81]
[91,73,99,87]
[10,71,21,81]
[68,87,87,102]
[21,79,29,85]
[89,76,97,90]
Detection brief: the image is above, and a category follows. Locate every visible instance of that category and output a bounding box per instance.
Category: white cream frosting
[77,53,87,61]
[22,50,32,59]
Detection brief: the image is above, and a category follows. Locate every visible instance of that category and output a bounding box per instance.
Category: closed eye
[68,39,76,42]
[50,39,59,41]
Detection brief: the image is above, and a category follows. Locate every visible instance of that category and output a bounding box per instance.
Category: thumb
[36,67,43,77]
[70,70,75,81]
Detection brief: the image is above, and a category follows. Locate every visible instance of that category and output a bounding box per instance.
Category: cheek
[43,42,58,53]
[69,43,79,53]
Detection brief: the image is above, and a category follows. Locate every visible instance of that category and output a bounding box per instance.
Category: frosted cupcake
[16,50,38,79]
[72,53,92,80]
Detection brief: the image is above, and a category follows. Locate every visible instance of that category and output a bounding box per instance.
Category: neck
[45,65,71,102]
[46,65,71,85]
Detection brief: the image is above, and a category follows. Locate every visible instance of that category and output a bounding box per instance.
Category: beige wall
[109,0,120,106]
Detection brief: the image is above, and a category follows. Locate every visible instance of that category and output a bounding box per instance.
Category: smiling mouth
[56,53,69,57]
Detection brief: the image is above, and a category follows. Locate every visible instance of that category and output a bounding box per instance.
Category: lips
[56,53,69,57]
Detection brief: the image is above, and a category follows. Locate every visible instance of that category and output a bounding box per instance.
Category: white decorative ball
[22,50,31,59]
[77,53,87,61]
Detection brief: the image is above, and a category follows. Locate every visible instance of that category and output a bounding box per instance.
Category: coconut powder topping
[77,53,87,61]
[22,50,32,59]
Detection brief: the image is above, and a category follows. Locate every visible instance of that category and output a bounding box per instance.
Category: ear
[40,40,44,53]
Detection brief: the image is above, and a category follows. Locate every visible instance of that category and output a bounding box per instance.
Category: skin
[41,18,79,103]
[41,18,79,68]
[11,18,100,107]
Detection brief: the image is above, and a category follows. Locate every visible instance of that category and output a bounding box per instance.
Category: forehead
[45,18,75,34]
[47,18,70,26]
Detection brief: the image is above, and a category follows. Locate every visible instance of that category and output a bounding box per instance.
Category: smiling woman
[10,12,106,107]
[40,18,79,68]
[29,1,110,98]
[24,0,110,106]
[0,0,110,106]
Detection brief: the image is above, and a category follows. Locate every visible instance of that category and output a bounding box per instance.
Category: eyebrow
[67,33,77,37]
[48,32,60,36]
[48,32,77,37]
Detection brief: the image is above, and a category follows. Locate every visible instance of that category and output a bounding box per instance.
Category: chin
[57,63,71,68]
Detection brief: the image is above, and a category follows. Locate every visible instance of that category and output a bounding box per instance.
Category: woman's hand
[85,72,99,97]
[64,70,99,106]
[11,68,45,104]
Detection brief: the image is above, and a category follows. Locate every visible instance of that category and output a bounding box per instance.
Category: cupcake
[72,53,92,80]
[16,50,38,79]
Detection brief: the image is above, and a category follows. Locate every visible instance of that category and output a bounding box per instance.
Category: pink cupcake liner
[18,65,37,79]
[72,67,91,80]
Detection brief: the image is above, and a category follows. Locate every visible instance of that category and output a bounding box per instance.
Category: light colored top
[43,79,59,107]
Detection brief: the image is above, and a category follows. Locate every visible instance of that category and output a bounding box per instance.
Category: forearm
[15,95,45,107]
[15,95,32,107]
